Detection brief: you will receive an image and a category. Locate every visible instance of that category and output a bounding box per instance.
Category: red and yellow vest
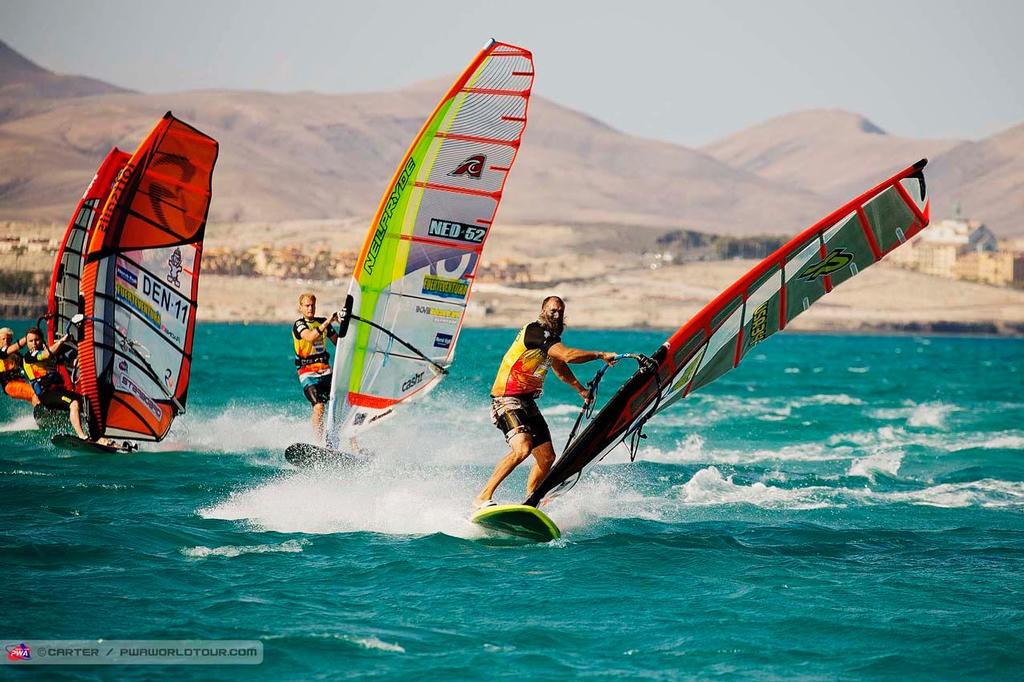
[292,317,331,382]
[491,322,560,398]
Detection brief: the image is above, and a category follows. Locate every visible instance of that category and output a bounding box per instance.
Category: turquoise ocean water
[2,321,1023,679]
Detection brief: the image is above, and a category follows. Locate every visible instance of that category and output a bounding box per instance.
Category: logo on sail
[422,275,469,299]
[428,218,486,243]
[167,247,183,287]
[449,155,485,179]
[798,248,854,281]
[747,302,770,347]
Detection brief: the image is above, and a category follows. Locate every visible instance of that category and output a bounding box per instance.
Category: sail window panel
[109,259,190,354]
[739,265,782,360]
[125,244,199,303]
[395,241,478,301]
[710,296,742,332]
[820,212,875,288]
[361,351,437,401]
[425,139,515,193]
[784,239,827,325]
[445,92,527,142]
[900,176,926,213]
[412,189,496,245]
[658,343,708,413]
[670,329,708,370]
[376,294,462,365]
[468,53,533,92]
[691,303,743,392]
[863,186,917,254]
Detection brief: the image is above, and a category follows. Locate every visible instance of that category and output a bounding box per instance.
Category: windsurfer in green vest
[473,296,618,509]
[292,293,340,438]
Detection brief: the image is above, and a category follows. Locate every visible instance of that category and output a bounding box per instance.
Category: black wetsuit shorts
[303,374,332,406]
[38,386,79,411]
[490,395,552,447]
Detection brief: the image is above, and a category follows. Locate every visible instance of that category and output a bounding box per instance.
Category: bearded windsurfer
[292,293,340,438]
[473,296,617,509]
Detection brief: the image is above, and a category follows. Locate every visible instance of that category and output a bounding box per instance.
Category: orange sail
[76,112,218,441]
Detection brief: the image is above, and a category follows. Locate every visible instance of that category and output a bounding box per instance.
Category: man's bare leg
[525,441,556,497]
[68,400,89,440]
[474,432,533,506]
[312,402,325,439]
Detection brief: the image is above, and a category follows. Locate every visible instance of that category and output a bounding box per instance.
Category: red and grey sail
[45,147,132,384]
[525,159,931,506]
[76,113,218,441]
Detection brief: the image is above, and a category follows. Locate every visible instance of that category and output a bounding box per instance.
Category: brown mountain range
[0,41,1019,238]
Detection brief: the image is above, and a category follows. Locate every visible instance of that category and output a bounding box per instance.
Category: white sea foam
[847,451,902,481]
[6,469,54,477]
[847,366,870,373]
[675,466,829,509]
[667,466,1024,511]
[853,480,1024,509]
[0,414,40,433]
[791,394,865,408]
[182,538,309,559]
[168,406,313,453]
[199,457,488,537]
[349,636,405,653]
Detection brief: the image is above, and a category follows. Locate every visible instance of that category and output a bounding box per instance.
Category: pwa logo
[6,642,31,661]
[449,155,485,179]
[798,248,854,281]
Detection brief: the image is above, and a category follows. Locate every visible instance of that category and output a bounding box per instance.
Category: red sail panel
[46,147,131,387]
[76,113,218,441]
[525,160,930,506]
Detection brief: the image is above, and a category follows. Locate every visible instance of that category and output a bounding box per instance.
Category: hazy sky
[1,0,1021,146]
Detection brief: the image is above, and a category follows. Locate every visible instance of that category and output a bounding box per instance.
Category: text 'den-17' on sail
[325,39,534,447]
[525,159,931,507]
[45,147,131,384]
[76,112,219,442]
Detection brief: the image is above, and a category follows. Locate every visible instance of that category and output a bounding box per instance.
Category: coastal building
[888,218,999,279]
[954,250,1024,287]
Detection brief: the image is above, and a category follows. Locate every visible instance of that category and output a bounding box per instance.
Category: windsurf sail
[45,147,131,383]
[524,159,931,507]
[76,112,218,441]
[324,39,534,447]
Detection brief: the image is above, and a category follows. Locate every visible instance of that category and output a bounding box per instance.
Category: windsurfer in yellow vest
[292,293,340,438]
[0,327,38,406]
[474,296,618,509]
[22,327,99,442]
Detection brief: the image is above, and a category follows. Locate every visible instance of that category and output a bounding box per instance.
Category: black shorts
[302,375,332,405]
[490,395,551,447]
[38,387,80,411]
